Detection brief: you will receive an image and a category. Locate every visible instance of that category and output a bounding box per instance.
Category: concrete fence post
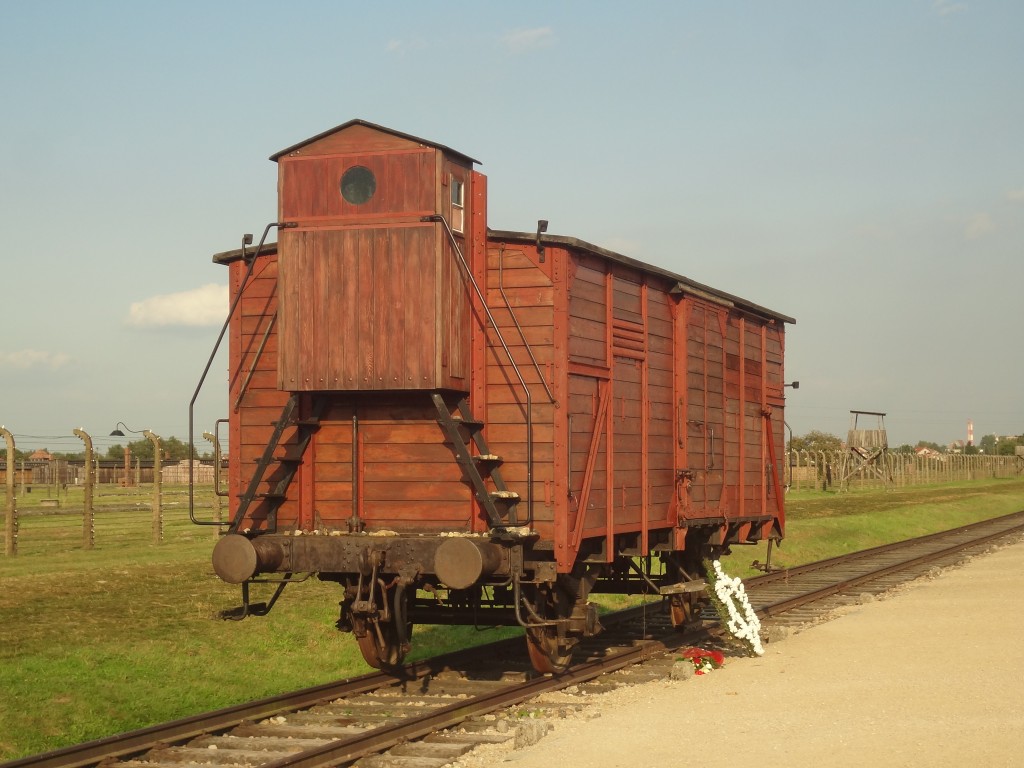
[144,430,163,544]
[73,428,95,550]
[1,426,16,556]
[123,446,132,487]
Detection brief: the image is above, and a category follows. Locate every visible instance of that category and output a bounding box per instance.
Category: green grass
[725,479,1024,576]
[1,479,1022,759]
[0,485,518,759]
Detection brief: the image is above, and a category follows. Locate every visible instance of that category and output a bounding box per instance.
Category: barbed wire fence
[0,427,224,556]
[3,434,1023,556]
[784,450,1023,492]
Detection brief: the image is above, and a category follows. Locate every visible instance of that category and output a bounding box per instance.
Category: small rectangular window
[451,177,465,233]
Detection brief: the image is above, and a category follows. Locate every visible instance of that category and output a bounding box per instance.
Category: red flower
[680,647,725,670]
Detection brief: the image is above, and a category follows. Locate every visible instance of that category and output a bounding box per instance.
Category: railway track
[6,511,1023,768]
[747,509,1024,627]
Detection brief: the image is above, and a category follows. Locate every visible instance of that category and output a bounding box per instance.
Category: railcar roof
[212,243,278,265]
[212,230,794,325]
[269,119,481,165]
[490,229,795,325]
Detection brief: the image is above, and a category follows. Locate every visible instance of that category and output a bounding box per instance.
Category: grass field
[1,478,1022,760]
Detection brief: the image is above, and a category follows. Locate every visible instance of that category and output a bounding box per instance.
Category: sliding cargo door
[680,299,726,517]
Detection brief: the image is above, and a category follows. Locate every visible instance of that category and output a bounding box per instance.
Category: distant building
[28,449,53,461]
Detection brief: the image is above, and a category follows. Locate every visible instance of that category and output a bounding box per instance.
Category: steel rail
[0,631,528,768]
[258,627,691,768]
[750,510,1024,586]
[0,675,392,768]
[6,512,1022,768]
[0,605,666,768]
[751,516,1024,617]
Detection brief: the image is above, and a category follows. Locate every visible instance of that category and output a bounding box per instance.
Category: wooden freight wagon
[201,120,794,672]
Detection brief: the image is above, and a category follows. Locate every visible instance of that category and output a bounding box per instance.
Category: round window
[340,165,376,205]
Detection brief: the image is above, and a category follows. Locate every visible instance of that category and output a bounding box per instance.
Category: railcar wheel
[355,618,412,669]
[669,593,702,629]
[519,581,584,674]
[525,627,573,674]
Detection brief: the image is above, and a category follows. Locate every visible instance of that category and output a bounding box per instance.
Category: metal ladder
[228,393,326,533]
[431,392,520,530]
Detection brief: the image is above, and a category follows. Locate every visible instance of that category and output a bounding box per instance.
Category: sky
[1,0,1022,456]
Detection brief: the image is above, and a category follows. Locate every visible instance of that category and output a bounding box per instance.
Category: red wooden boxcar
[201,120,794,672]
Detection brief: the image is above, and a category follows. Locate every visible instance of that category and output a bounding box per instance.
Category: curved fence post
[73,428,95,550]
[1,426,16,556]
[144,431,163,544]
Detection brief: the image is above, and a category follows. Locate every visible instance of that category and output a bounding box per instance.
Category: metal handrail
[421,214,535,527]
[189,222,295,526]
[233,310,277,413]
[497,243,556,405]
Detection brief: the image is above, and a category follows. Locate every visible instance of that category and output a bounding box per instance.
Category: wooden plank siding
[482,246,556,534]
[277,225,466,391]
[556,253,680,567]
[280,150,435,221]
[276,134,473,393]
[219,121,789,566]
[672,293,786,528]
[227,242,478,534]
[225,235,788,556]
[229,254,297,531]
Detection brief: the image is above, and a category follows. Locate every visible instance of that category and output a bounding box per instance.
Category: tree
[976,433,1024,456]
[161,436,191,461]
[996,435,1024,456]
[51,450,85,460]
[127,438,154,461]
[115,436,194,462]
[787,430,843,454]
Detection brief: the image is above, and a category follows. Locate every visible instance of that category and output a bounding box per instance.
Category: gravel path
[453,536,1024,768]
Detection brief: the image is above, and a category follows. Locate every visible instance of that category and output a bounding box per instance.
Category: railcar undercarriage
[212,526,764,673]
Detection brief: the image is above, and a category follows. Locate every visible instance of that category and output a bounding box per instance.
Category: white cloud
[964,212,994,239]
[503,27,555,54]
[0,349,71,370]
[932,0,967,16]
[1007,188,1024,203]
[385,38,427,54]
[127,283,228,328]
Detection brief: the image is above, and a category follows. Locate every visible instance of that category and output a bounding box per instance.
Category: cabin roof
[269,119,481,165]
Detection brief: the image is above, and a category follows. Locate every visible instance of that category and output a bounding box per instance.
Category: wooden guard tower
[840,410,893,490]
